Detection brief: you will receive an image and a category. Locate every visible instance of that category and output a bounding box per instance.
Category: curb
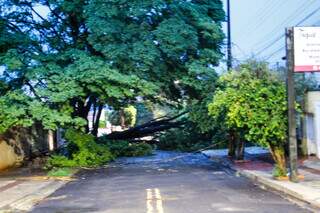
[238,169,320,210]
[5,180,68,212]
[203,153,320,210]
[0,169,79,212]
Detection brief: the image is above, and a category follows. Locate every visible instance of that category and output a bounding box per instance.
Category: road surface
[32,151,311,213]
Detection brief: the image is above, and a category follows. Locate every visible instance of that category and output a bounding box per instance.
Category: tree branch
[101,111,188,140]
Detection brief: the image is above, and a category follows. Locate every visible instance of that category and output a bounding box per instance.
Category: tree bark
[119,109,126,129]
[91,104,103,137]
[92,101,97,130]
[235,138,245,160]
[102,111,188,140]
[72,96,95,133]
[228,130,236,158]
[269,143,287,176]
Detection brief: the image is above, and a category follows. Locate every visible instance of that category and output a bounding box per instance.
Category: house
[304,90,320,157]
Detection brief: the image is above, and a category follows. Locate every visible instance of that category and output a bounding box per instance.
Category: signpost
[286,26,320,182]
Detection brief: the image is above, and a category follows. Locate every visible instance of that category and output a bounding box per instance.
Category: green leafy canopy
[0,0,225,133]
[208,62,288,147]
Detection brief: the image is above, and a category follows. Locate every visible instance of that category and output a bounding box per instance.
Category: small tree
[124,106,137,128]
[208,61,288,176]
[109,106,137,129]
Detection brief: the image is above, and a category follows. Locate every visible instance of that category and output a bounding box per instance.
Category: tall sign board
[287,26,320,182]
[294,27,320,72]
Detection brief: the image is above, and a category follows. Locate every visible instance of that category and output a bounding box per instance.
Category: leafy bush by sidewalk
[208,61,288,176]
[46,129,114,168]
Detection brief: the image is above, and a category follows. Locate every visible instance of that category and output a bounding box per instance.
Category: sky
[7,1,320,73]
[222,0,320,69]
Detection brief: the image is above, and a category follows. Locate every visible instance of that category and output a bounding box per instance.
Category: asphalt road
[32,151,311,213]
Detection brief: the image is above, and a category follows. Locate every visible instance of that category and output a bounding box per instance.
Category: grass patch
[47,167,76,177]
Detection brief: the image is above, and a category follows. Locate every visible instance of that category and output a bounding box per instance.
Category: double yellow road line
[146,188,164,213]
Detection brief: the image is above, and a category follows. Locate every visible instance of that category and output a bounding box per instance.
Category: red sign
[294,65,320,72]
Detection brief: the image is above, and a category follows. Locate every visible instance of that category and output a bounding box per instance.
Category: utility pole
[227,0,232,70]
[285,27,299,182]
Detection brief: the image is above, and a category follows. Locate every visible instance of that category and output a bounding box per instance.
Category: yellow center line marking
[146,189,154,213]
[155,188,164,213]
[146,188,164,213]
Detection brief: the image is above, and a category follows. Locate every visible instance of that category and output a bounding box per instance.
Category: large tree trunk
[72,96,96,133]
[71,96,96,133]
[268,143,287,176]
[91,104,103,137]
[228,130,244,160]
[235,138,245,160]
[228,130,236,158]
[92,101,97,130]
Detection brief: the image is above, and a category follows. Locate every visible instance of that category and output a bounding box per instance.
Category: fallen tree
[101,111,188,141]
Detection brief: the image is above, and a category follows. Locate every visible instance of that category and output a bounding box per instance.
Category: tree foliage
[208,61,288,175]
[209,62,287,147]
[46,129,114,168]
[109,105,137,128]
[0,0,225,135]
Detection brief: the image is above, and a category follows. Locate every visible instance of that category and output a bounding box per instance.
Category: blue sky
[223,0,320,69]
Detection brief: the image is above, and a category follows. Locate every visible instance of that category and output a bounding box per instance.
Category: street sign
[294,27,320,72]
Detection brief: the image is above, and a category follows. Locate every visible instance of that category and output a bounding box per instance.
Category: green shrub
[47,129,114,168]
[102,140,130,157]
[124,105,137,127]
[108,105,137,127]
[123,143,153,157]
[97,137,153,157]
[46,155,77,168]
[98,120,106,128]
[158,125,218,152]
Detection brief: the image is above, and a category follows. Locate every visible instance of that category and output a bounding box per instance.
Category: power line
[236,0,283,41]
[265,45,285,61]
[255,4,320,59]
[265,17,320,62]
[296,5,320,26]
[253,0,317,50]
[234,1,275,36]
[245,1,287,41]
[232,42,247,59]
[255,34,284,56]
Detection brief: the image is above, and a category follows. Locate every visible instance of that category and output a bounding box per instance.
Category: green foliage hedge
[47,129,114,168]
[97,138,153,157]
[47,130,154,168]
[158,124,218,152]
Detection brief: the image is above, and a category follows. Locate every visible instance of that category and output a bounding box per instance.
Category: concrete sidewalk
[0,168,74,212]
[203,147,320,210]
